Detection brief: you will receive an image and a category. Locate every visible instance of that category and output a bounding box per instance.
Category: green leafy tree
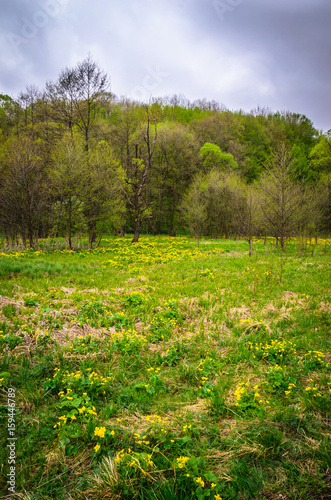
[308,132,331,178]
[0,94,16,141]
[241,115,272,181]
[151,122,199,234]
[199,142,238,171]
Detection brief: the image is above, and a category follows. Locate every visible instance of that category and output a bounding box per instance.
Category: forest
[0,55,330,249]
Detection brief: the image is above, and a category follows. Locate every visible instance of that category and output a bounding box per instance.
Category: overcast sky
[1,0,330,131]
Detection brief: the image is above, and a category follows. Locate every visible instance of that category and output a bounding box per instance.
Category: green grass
[0,235,330,499]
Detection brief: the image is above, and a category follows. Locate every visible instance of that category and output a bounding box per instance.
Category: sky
[0,0,330,132]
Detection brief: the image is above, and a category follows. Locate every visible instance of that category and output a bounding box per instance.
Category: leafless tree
[260,143,306,251]
[0,136,48,248]
[124,105,159,243]
[46,55,111,150]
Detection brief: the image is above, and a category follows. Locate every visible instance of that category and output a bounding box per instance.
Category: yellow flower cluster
[234,383,247,406]
[305,386,322,397]
[176,456,190,469]
[112,329,148,349]
[268,364,284,373]
[53,415,67,428]
[198,376,209,390]
[88,371,112,386]
[115,448,154,470]
[53,368,111,397]
[248,339,297,360]
[234,382,269,406]
[134,433,149,445]
[305,380,331,397]
[284,383,296,396]
[99,236,205,269]
[197,357,213,372]
[145,414,168,425]
[200,268,214,278]
[301,350,328,366]
[94,426,106,438]
[115,448,127,464]
[146,367,161,373]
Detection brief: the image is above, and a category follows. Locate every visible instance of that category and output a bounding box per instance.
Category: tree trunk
[132,219,141,243]
[28,224,34,249]
[5,228,9,247]
[89,224,96,249]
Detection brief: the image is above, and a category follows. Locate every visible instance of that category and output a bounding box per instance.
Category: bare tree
[124,105,159,243]
[82,141,124,248]
[49,134,86,249]
[231,179,261,256]
[46,67,79,136]
[0,136,48,248]
[18,85,41,124]
[46,55,111,150]
[181,172,207,244]
[75,55,111,150]
[260,143,306,251]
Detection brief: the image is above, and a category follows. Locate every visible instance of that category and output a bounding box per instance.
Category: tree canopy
[0,56,330,247]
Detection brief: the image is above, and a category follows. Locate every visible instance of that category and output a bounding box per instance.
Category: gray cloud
[0,0,330,130]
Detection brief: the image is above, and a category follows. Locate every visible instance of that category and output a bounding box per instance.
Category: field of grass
[0,235,330,500]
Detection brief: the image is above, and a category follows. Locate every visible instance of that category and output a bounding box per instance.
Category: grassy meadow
[0,235,330,499]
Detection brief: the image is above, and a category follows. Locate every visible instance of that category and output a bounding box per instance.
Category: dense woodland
[0,56,330,249]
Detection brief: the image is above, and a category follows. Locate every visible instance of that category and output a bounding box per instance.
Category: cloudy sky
[1,0,330,131]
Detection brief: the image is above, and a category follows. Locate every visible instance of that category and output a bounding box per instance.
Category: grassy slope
[0,236,330,500]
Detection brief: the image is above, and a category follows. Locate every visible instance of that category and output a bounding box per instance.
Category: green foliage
[265,364,295,393]
[2,304,17,319]
[0,331,24,350]
[124,291,145,308]
[199,142,238,171]
[308,133,331,176]
[0,69,328,242]
[79,301,105,320]
[24,296,39,307]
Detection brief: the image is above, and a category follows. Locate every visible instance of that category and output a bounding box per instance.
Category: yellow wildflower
[94,426,106,438]
[196,477,205,488]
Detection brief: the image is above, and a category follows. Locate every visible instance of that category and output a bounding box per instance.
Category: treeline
[0,56,330,249]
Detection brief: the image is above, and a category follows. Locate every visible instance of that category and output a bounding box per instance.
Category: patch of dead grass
[229,305,250,319]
